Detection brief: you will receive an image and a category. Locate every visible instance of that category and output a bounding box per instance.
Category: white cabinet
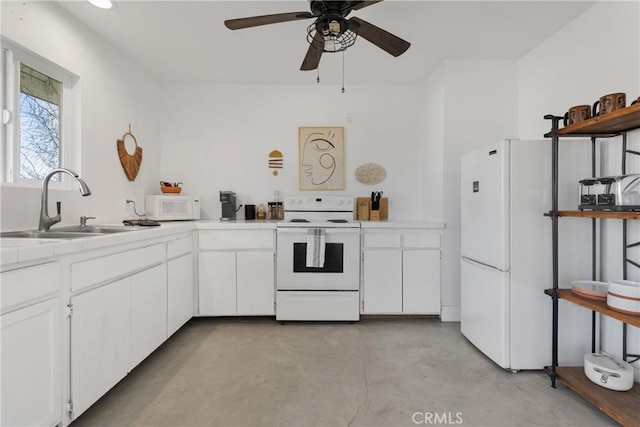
[69,244,168,420]
[1,262,61,427]
[362,230,441,315]
[71,263,169,418]
[199,251,236,315]
[236,251,275,315]
[71,278,130,418]
[362,250,402,313]
[168,253,194,336]
[403,250,441,314]
[198,230,275,316]
[131,264,168,367]
[1,297,61,427]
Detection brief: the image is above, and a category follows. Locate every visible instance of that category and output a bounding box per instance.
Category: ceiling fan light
[328,20,341,36]
[88,0,114,10]
[324,39,336,51]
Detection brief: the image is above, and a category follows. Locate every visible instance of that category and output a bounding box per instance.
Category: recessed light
[88,0,115,10]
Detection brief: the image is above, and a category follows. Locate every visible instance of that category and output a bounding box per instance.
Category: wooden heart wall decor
[117,125,143,181]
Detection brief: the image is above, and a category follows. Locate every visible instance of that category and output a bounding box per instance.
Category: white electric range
[275,195,360,321]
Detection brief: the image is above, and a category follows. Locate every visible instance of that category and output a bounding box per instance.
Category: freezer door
[461,140,509,270]
[461,256,510,369]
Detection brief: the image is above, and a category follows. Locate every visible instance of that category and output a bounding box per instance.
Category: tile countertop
[1,219,444,266]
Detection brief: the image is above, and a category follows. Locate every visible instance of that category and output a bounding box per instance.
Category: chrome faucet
[39,168,92,231]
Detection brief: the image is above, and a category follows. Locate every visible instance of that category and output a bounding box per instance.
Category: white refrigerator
[460,139,591,370]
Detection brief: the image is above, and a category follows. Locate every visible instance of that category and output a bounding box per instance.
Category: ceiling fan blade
[349,17,410,57]
[300,32,324,71]
[349,1,383,11]
[224,12,314,30]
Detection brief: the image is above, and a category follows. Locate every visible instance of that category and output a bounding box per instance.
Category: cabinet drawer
[71,243,165,292]
[363,233,401,248]
[1,262,60,311]
[403,233,440,249]
[167,236,193,259]
[199,230,274,250]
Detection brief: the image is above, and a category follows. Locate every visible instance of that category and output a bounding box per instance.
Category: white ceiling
[57,0,595,85]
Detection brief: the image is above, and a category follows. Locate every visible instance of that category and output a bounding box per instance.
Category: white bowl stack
[607,279,640,315]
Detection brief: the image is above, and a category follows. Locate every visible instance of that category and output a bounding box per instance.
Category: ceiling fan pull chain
[317,66,320,84]
[341,50,346,93]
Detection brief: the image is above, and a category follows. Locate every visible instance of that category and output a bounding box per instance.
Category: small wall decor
[117,124,143,181]
[355,163,387,185]
[299,127,345,191]
[268,150,283,176]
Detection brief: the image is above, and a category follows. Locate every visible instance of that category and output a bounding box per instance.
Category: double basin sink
[1,225,142,240]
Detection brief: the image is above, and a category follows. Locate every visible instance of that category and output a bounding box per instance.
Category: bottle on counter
[257,203,266,220]
[274,190,284,220]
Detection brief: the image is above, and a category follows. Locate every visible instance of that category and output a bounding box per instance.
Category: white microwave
[145,195,200,221]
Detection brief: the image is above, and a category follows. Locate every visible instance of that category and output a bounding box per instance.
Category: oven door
[276,227,360,291]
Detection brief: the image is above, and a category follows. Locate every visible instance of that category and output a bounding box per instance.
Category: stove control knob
[336,199,343,205]
[295,199,302,205]
[345,199,352,205]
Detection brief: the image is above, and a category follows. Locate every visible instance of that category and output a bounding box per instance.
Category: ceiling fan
[224,0,411,71]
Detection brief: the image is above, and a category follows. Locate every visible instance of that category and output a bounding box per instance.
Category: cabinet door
[362,250,402,313]
[71,278,130,419]
[1,298,61,427]
[199,252,236,315]
[403,249,441,314]
[168,253,194,336]
[236,251,274,315]
[131,265,168,368]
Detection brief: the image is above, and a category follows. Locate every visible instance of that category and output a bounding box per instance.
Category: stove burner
[327,219,348,223]
[290,219,310,223]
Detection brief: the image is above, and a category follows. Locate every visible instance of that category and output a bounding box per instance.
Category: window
[1,41,79,187]
[19,63,62,179]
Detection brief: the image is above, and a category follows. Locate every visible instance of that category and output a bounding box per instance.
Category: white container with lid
[584,353,634,391]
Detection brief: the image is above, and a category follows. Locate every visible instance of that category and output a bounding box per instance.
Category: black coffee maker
[220,191,238,221]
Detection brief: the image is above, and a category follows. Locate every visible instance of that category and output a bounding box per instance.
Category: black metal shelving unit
[543,104,640,427]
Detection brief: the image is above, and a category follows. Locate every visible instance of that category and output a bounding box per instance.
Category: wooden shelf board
[556,104,640,137]
[555,367,640,427]
[551,289,640,328]
[557,210,640,220]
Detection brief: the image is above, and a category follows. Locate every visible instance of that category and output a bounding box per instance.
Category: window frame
[1,39,80,190]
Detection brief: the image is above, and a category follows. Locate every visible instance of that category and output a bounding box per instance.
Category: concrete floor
[72,318,615,427]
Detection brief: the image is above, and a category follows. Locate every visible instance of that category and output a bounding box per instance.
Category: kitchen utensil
[356,196,388,220]
[584,353,634,391]
[357,199,370,220]
[607,293,640,315]
[578,178,600,209]
[245,204,256,220]
[592,92,626,116]
[570,280,608,301]
[220,191,238,220]
[371,191,383,210]
[608,279,640,299]
[598,174,640,210]
[563,105,591,126]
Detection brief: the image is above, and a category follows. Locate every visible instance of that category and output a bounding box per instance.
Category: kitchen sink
[54,225,141,234]
[1,226,142,239]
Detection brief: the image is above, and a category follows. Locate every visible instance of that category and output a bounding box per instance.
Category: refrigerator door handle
[461,256,510,273]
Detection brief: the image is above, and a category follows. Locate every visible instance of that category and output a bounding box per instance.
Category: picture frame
[298,126,345,191]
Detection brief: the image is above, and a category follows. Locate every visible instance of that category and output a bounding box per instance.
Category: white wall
[0,1,161,231]
[420,60,519,320]
[159,84,422,221]
[518,0,640,378]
